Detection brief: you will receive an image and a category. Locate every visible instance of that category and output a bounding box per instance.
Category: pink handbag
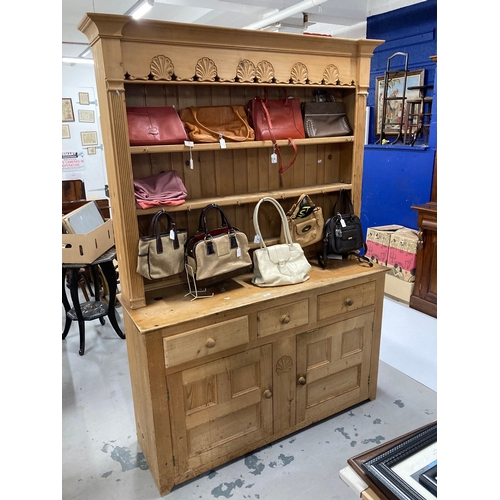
[126,106,188,146]
[133,171,187,209]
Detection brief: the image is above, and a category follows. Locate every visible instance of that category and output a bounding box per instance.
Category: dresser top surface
[121,261,386,334]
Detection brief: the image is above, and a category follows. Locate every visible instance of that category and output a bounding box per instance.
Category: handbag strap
[150,209,180,254]
[255,97,298,175]
[253,197,293,250]
[188,106,252,142]
[333,189,355,216]
[286,193,313,218]
[199,203,239,254]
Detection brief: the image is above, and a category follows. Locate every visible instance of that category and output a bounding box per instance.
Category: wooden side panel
[168,345,273,481]
[296,313,374,425]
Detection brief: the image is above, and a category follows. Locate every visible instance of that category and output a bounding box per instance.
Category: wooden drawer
[257,299,309,338]
[317,282,376,321]
[164,316,249,368]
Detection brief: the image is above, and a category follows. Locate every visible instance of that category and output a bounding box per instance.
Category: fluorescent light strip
[62,57,94,65]
[124,0,154,20]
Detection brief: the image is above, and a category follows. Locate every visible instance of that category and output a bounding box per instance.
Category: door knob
[298,376,306,386]
[263,389,273,399]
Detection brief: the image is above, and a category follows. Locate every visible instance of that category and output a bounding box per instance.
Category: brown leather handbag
[179,105,255,143]
[126,106,188,146]
[302,92,352,138]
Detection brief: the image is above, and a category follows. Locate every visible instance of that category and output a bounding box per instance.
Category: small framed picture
[80,131,98,146]
[79,92,90,105]
[78,109,95,123]
[62,98,75,122]
[87,147,97,155]
[62,124,71,139]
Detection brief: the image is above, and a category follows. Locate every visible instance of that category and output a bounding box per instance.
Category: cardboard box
[384,273,415,304]
[365,225,405,266]
[387,229,418,282]
[62,219,115,264]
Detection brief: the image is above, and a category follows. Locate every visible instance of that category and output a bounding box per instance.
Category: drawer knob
[345,298,354,306]
[263,389,273,399]
[206,338,216,348]
[280,314,290,324]
[298,376,306,386]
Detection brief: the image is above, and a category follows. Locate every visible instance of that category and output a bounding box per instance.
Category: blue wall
[361,0,437,233]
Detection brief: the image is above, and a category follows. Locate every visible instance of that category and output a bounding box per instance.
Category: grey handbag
[302,92,353,138]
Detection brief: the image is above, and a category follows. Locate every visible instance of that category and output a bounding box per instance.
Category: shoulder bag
[126,106,188,146]
[302,91,353,138]
[252,197,311,287]
[279,194,324,248]
[185,204,253,286]
[137,210,188,280]
[247,89,305,174]
[179,105,255,143]
[318,189,372,268]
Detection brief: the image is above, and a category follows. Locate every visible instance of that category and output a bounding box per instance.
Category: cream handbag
[252,197,311,287]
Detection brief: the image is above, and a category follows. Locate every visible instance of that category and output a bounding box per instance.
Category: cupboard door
[296,313,374,425]
[168,345,273,479]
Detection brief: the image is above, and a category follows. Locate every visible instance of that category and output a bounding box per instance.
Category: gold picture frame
[80,131,98,146]
[62,98,75,122]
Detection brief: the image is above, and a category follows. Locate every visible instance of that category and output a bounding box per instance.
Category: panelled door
[296,313,374,425]
[168,345,273,479]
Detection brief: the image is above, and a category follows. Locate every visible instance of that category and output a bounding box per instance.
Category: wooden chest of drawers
[122,262,386,495]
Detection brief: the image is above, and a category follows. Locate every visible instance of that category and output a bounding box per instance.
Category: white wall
[62,63,108,199]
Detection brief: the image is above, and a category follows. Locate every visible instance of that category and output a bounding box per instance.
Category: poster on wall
[62,151,85,172]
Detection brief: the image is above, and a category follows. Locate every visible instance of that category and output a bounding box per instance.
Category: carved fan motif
[195,57,218,82]
[323,64,340,85]
[150,55,175,81]
[255,60,275,83]
[290,62,308,84]
[236,59,256,82]
[276,355,293,375]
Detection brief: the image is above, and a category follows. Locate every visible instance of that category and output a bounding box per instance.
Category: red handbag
[247,90,305,174]
[126,106,188,146]
[247,89,305,141]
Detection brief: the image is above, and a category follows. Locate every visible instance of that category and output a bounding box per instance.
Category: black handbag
[317,189,372,268]
[185,204,253,287]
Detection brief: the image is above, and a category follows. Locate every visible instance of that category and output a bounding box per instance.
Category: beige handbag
[279,194,324,248]
[137,210,187,280]
[252,197,311,287]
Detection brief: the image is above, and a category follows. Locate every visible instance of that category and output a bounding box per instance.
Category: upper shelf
[130,136,355,155]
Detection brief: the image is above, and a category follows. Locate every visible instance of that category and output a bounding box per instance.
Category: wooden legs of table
[99,261,126,341]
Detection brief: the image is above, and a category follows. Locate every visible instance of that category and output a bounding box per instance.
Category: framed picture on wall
[80,131,98,146]
[62,124,71,139]
[79,92,90,105]
[374,69,425,136]
[78,109,95,123]
[62,98,75,122]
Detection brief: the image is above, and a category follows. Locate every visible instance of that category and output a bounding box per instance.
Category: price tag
[184,140,194,148]
[170,229,175,240]
[219,137,226,149]
[340,217,346,228]
[271,153,278,164]
[253,235,261,244]
[236,247,241,258]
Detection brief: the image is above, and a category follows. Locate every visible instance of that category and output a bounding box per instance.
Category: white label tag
[236,247,241,258]
[170,229,175,240]
[271,153,278,164]
[219,137,226,149]
[184,140,194,147]
[253,235,261,244]
[340,218,346,228]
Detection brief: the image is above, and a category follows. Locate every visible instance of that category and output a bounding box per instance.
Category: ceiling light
[124,0,154,20]
[62,57,95,65]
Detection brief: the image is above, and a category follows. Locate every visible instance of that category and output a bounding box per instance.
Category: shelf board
[130,136,354,155]
[135,183,352,216]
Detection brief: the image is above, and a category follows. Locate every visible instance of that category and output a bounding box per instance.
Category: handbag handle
[255,97,298,174]
[286,193,314,218]
[188,106,252,142]
[333,189,355,215]
[199,203,239,254]
[150,210,180,254]
[253,197,294,249]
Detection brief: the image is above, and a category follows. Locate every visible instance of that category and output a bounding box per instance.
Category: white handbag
[252,197,312,287]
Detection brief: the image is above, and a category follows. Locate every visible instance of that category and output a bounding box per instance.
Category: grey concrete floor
[62,297,437,499]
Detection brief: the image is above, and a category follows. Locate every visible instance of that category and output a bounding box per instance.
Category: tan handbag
[179,105,255,143]
[279,194,324,248]
[252,197,311,287]
[137,210,187,280]
[185,204,253,286]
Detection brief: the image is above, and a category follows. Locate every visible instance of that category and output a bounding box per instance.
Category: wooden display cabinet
[79,14,385,495]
